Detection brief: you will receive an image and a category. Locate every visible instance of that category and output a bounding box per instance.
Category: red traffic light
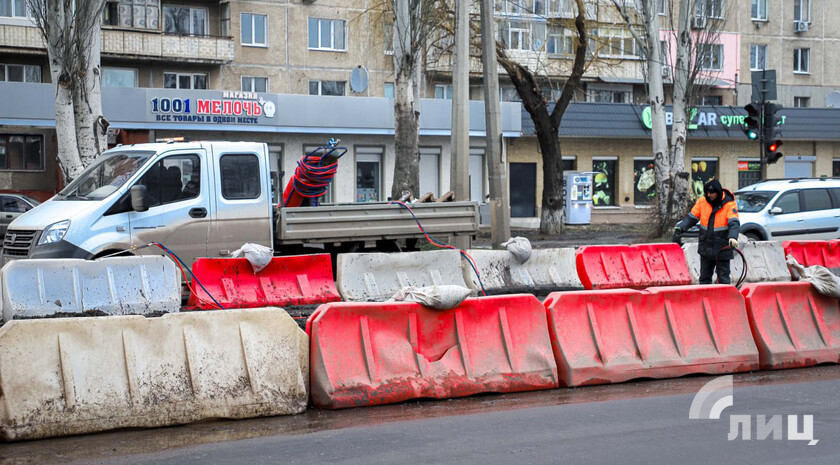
[768,142,779,152]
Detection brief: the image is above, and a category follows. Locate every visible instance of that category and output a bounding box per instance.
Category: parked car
[0,194,39,239]
[734,178,840,241]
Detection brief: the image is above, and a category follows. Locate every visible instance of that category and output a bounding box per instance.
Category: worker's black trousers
[698,256,731,285]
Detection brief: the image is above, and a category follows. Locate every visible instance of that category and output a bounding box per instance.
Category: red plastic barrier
[741,282,840,370]
[783,241,840,273]
[575,243,692,290]
[188,254,340,309]
[308,295,559,409]
[543,285,758,387]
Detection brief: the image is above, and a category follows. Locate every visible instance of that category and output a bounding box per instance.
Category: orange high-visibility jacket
[677,189,740,259]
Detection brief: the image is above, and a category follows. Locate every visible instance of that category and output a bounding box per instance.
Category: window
[308,18,346,51]
[794,48,810,73]
[696,0,724,19]
[435,84,453,99]
[738,160,761,189]
[0,0,29,18]
[543,0,574,17]
[0,64,40,83]
[241,76,268,93]
[0,135,43,171]
[384,82,395,99]
[592,159,617,206]
[657,0,667,15]
[163,6,207,36]
[702,95,723,105]
[802,189,831,212]
[700,43,723,71]
[383,20,394,55]
[586,85,632,103]
[220,154,260,200]
[547,27,573,55]
[794,96,810,108]
[138,154,201,208]
[501,86,521,102]
[501,21,531,51]
[774,191,800,214]
[750,44,767,70]
[469,149,485,202]
[356,147,382,202]
[794,0,810,22]
[599,27,638,58]
[164,72,207,90]
[309,80,345,96]
[102,0,159,30]
[833,160,840,178]
[0,196,31,213]
[751,0,767,20]
[633,159,655,205]
[103,68,137,87]
[241,13,268,47]
[419,147,440,197]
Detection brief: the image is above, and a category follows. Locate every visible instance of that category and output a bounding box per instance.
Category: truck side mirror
[130,185,148,212]
[769,206,783,215]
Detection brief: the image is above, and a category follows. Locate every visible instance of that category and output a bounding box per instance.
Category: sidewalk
[472,223,651,249]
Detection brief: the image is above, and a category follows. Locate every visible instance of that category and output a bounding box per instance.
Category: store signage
[149,91,277,125]
[642,106,787,130]
[738,161,761,172]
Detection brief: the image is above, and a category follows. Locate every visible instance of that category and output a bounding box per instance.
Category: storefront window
[592,159,616,206]
[419,147,440,197]
[356,148,382,202]
[633,159,656,205]
[690,158,718,200]
[0,135,43,171]
[833,159,840,177]
[562,158,576,171]
[738,160,761,189]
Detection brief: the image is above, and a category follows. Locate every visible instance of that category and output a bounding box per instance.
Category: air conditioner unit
[692,16,707,29]
[794,21,809,32]
[662,67,671,79]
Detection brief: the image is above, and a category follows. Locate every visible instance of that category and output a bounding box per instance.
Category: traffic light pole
[759,101,767,181]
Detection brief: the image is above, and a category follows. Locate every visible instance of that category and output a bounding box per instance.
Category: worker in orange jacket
[674,179,740,284]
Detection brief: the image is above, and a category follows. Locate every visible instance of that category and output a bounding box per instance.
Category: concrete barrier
[682,241,789,284]
[336,250,468,301]
[463,248,582,295]
[1,256,180,323]
[0,308,309,441]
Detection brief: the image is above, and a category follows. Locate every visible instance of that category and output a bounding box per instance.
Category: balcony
[102,28,234,64]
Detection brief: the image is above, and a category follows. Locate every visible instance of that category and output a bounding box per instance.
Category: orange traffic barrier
[308,295,558,409]
[188,254,340,309]
[543,285,759,387]
[575,243,692,290]
[741,281,840,370]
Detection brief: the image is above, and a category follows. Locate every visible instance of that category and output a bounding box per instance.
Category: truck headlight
[38,220,70,245]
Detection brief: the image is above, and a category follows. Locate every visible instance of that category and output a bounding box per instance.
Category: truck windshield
[57,151,155,200]
[735,191,777,213]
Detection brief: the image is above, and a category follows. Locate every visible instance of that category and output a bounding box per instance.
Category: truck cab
[2,141,273,267]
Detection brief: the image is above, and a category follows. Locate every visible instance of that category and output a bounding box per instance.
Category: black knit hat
[704,178,722,196]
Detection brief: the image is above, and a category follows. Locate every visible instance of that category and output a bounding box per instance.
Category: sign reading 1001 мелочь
[149,91,277,125]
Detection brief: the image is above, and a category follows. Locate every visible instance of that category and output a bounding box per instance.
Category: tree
[495,0,588,234]
[29,0,109,183]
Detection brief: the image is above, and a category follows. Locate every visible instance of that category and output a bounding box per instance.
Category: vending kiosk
[563,171,593,225]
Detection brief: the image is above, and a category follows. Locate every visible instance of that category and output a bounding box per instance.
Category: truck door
[209,145,272,257]
[129,149,210,266]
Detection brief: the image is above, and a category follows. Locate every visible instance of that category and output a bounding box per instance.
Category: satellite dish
[350,66,369,93]
[826,91,840,109]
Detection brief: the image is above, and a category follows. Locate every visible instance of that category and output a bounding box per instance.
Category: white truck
[1,141,478,266]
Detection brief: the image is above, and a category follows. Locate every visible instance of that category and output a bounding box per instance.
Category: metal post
[451,0,470,249]
[759,100,767,181]
[480,0,510,248]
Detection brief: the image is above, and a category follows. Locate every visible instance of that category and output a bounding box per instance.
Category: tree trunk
[536,124,564,234]
[74,21,107,167]
[665,0,693,228]
[390,0,420,200]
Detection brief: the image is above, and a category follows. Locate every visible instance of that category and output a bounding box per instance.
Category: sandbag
[231,243,273,273]
[501,237,532,264]
[389,285,472,310]
[786,255,840,299]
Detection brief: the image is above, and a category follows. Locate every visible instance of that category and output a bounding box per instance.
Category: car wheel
[745,232,762,242]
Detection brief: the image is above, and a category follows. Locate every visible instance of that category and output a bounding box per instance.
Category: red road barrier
[188,254,340,309]
[575,243,692,290]
[741,281,840,370]
[782,241,840,274]
[543,285,758,387]
[308,295,559,409]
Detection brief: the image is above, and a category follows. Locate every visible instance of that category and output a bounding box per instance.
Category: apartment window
[751,0,767,20]
[164,72,207,90]
[702,95,723,105]
[0,64,41,83]
[794,96,810,108]
[384,82,395,99]
[700,43,723,71]
[0,135,43,171]
[793,48,810,73]
[544,0,574,17]
[163,6,207,36]
[220,154,260,200]
[496,0,531,15]
[500,21,531,51]
[696,0,723,18]
[241,76,268,93]
[241,13,268,46]
[501,86,521,102]
[103,68,137,87]
[547,27,573,55]
[383,20,394,55]
[308,18,346,51]
[750,44,767,70]
[599,27,638,58]
[102,0,159,30]
[309,80,345,96]
[586,84,632,103]
[794,0,810,22]
[435,84,453,99]
[0,0,29,18]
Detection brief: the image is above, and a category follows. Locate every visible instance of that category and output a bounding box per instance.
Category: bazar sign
[641,106,787,130]
[149,91,277,125]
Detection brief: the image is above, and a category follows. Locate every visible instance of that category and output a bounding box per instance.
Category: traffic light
[764,103,784,164]
[742,102,761,140]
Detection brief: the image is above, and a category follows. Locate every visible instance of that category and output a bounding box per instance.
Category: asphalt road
[5,367,836,465]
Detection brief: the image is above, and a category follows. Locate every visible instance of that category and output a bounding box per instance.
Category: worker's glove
[671,227,683,244]
[728,238,739,249]
[673,226,683,235]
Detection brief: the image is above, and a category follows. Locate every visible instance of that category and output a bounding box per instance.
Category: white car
[735,178,840,241]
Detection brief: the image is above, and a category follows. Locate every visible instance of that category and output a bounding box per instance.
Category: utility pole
[479,0,510,247]
[450,0,470,249]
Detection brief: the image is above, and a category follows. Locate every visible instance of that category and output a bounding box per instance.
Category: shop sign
[738,161,761,172]
[642,106,787,131]
[149,91,277,125]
